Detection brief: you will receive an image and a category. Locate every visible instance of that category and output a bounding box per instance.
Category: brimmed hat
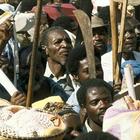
[118,17,140,32]
[91,15,108,28]
[14,12,35,33]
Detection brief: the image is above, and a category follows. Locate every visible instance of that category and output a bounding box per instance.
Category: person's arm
[0,20,13,55]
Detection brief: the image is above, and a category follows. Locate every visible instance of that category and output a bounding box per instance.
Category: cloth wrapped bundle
[0,105,66,140]
[103,97,140,140]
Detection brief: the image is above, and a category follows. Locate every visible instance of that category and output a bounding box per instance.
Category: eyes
[90,97,111,106]
[53,38,71,45]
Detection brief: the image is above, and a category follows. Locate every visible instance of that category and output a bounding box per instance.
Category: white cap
[14,12,35,32]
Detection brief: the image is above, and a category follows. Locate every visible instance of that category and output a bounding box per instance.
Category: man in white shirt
[101,17,140,85]
[41,26,74,97]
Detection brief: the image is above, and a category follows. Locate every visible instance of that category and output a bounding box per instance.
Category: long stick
[124,64,136,99]
[11,2,22,86]
[110,0,118,85]
[73,10,96,78]
[115,0,128,84]
[26,0,42,107]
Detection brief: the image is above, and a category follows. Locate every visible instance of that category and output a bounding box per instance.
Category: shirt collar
[44,62,67,82]
[84,118,102,132]
[44,62,54,78]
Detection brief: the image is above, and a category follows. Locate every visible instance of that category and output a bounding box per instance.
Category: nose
[94,34,100,39]
[125,31,134,39]
[98,99,110,108]
[61,40,67,47]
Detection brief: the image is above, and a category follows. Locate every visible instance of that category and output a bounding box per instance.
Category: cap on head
[118,17,140,32]
[91,15,107,28]
[14,12,35,33]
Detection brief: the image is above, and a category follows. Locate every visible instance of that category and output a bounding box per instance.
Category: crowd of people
[0,0,140,139]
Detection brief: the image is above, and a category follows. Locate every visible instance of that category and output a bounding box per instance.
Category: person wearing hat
[91,15,110,60]
[14,12,35,46]
[101,17,140,86]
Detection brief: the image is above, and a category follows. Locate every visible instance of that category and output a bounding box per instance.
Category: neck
[47,58,66,78]
[87,118,102,132]
[122,52,135,60]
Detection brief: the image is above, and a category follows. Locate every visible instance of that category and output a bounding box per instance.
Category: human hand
[123,96,140,110]
[113,81,121,94]
[10,91,26,106]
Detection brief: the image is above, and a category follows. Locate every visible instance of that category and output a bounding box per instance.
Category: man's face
[46,29,72,66]
[16,31,32,46]
[76,58,89,83]
[85,86,112,125]
[123,29,137,52]
[76,58,103,83]
[92,27,107,55]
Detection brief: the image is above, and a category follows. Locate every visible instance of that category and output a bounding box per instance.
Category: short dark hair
[67,45,87,75]
[74,132,118,140]
[67,44,102,76]
[52,16,77,33]
[40,26,66,47]
[77,78,113,107]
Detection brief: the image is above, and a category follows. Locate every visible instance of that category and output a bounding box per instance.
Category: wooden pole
[115,0,128,83]
[110,0,118,85]
[26,0,42,107]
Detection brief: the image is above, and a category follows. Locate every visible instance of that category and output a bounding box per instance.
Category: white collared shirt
[44,62,67,82]
[44,62,74,97]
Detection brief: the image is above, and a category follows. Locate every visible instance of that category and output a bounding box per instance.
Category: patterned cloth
[103,98,140,140]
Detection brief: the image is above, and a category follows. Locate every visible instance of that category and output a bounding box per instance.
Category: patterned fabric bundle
[103,98,140,140]
[0,105,66,139]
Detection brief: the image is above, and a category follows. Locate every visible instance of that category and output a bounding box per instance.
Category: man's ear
[45,47,49,56]
[80,107,87,124]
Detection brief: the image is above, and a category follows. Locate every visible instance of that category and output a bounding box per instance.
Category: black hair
[58,105,78,116]
[74,132,118,140]
[67,45,87,75]
[52,16,77,33]
[40,26,66,47]
[21,0,37,12]
[67,44,102,76]
[77,78,113,107]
